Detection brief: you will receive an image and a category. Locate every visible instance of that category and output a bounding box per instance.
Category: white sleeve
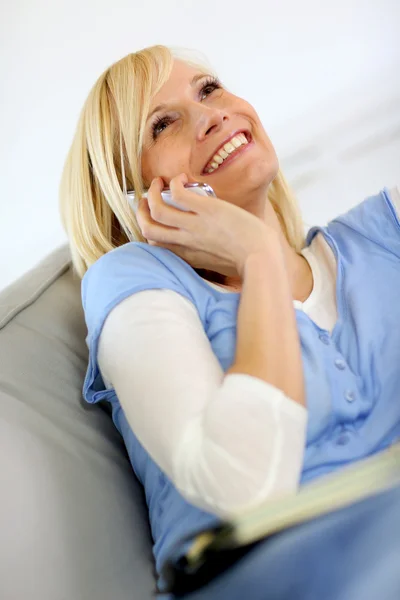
[97,288,307,518]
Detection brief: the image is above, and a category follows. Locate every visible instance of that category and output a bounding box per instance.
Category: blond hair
[59,45,305,278]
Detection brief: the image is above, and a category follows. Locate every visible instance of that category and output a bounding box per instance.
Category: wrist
[240,236,285,280]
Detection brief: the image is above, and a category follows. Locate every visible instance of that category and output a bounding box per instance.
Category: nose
[195,104,229,142]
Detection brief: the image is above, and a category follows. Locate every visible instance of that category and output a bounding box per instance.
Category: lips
[201,130,252,174]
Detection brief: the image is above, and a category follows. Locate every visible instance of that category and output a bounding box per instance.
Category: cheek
[140,152,153,187]
[253,118,276,155]
[155,151,192,183]
[142,140,191,184]
[241,101,268,137]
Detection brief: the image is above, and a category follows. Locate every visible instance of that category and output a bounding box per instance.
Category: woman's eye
[150,78,222,141]
[152,116,173,140]
[200,78,222,101]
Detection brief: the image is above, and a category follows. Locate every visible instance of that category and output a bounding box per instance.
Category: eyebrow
[146,73,209,122]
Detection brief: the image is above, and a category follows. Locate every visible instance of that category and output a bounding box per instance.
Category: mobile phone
[126,182,215,213]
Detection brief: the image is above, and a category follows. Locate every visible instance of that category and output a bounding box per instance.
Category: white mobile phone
[126,182,216,213]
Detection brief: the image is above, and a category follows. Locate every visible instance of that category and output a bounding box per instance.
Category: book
[161,441,400,595]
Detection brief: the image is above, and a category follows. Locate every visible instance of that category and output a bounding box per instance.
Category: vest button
[344,390,355,402]
[334,358,346,370]
[336,432,350,445]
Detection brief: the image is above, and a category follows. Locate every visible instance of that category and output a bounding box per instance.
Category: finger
[144,177,196,233]
[169,174,210,214]
[136,185,190,245]
[145,176,164,219]
[135,195,152,231]
[136,194,169,237]
[139,177,166,225]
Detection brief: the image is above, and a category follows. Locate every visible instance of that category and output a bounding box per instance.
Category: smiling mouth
[202,131,252,175]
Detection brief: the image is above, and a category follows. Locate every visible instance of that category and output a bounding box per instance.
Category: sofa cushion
[0,246,155,600]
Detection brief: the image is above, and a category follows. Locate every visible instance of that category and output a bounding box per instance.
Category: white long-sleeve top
[96,226,340,517]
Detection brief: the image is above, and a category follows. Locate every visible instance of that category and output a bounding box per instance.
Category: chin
[234,154,279,196]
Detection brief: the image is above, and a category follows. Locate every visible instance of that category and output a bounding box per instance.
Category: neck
[281,239,313,303]
[222,199,313,301]
[220,236,312,301]
[263,198,313,302]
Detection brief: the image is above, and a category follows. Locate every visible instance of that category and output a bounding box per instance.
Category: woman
[59,45,400,598]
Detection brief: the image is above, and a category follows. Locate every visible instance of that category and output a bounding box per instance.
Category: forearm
[227,243,306,407]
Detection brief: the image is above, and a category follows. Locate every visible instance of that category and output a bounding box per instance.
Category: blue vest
[82,188,400,588]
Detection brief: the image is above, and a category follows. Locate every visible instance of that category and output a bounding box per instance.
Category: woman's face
[141,60,279,211]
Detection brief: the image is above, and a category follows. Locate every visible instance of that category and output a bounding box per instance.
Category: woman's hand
[136,174,281,279]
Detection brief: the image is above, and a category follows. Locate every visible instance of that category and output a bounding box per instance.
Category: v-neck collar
[302,225,345,340]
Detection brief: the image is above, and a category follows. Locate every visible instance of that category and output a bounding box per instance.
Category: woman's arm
[226,246,306,406]
[98,287,307,518]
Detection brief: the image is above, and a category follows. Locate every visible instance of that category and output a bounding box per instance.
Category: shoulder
[82,242,184,303]
[330,186,400,230]
[81,242,195,342]
[325,186,400,254]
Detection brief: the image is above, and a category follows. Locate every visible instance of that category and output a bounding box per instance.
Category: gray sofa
[0,246,156,599]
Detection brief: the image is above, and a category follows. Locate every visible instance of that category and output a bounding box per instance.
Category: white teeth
[224,142,235,153]
[205,133,249,173]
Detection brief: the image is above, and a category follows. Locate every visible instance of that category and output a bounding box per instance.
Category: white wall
[1,0,399,290]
